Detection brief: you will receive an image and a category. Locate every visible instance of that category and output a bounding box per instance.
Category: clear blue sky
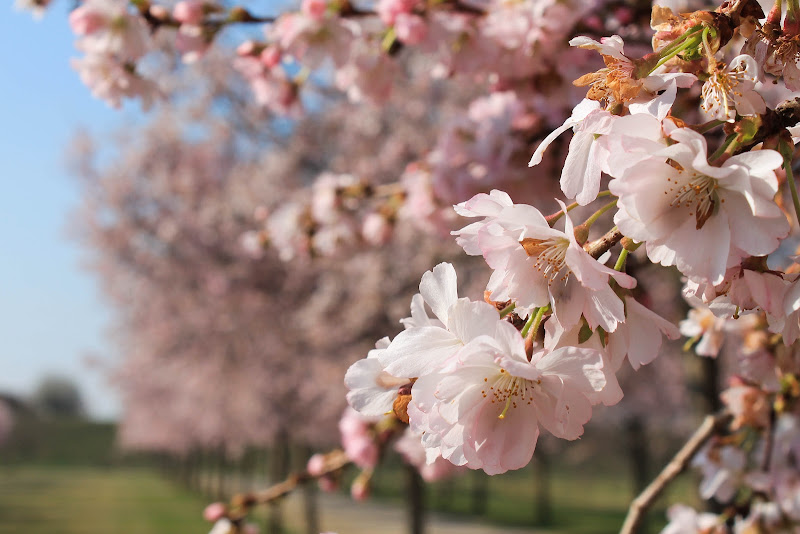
[0,5,144,420]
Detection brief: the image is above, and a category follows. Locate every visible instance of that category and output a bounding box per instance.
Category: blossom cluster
[336,1,800,531]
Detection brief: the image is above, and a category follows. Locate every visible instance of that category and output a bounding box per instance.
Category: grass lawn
[0,466,211,534]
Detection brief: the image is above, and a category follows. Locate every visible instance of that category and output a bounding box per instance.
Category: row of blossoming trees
[20,0,800,530]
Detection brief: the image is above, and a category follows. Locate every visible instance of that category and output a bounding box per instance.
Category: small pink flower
[375,0,417,26]
[611,128,789,285]
[361,212,392,245]
[394,14,427,45]
[339,408,379,469]
[453,192,635,330]
[350,473,370,501]
[260,46,281,68]
[173,0,204,25]
[202,502,227,522]
[318,476,338,492]
[410,321,608,474]
[69,0,151,60]
[301,0,327,20]
[69,8,106,35]
[306,453,326,476]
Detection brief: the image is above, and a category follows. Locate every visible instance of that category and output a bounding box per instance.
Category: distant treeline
[0,419,117,466]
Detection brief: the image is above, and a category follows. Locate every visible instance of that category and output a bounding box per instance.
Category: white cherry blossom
[409,320,607,474]
[611,128,789,285]
[453,193,635,331]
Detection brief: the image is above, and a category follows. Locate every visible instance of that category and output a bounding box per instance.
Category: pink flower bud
[260,46,281,68]
[361,212,392,245]
[203,502,227,522]
[318,475,338,492]
[375,0,417,25]
[301,0,326,21]
[68,6,106,35]
[173,0,204,25]
[613,6,633,26]
[306,453,326,476]
[237,40,257,56]
[148,5,169,20]
[254,206,269,221]
[394,13,426,45]
[350,478,369,501]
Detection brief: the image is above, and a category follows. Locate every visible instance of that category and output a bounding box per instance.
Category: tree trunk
[470,470,488,516]
[534,451,553,526]
[625,416,650,534]
[701,356,721,413]
[407,464,426,534]
[265,434,290,534]
[294,446,320,534]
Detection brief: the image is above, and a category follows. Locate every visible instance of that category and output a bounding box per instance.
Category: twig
[586,227,624,259]
[619,412,732,534]
[228,449,350,516]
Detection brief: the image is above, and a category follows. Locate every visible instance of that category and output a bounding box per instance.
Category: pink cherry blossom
[393,428,462,482]
[208,519,235,534]
[306,453,327,476]
[345,337,406,417]
[680,305,728,358]
[453,193,635,330]
[301,0,327,21]
[409,320,608,474]
[377,262,500,378]
[71,54,160,110]
[375,0,418,26]
[691,442,747,502]
[611,128,789,285]
[394,14,427,45]
[69,0,150,60]
[661,504,726,534]
[606,295,680,371]
[339,408,379,469]
[172,0,204,25]
[203,502,227,522]
[701,54,765,121]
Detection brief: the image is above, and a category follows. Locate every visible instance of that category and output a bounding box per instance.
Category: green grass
[0,466,211,534]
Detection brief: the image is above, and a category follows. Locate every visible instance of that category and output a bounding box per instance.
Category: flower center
[520,236,570,285]
[665,171,720,230]
[480,369,539,420]
[701,60,752,118]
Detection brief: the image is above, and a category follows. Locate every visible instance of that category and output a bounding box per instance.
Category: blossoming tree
[21,0,800,531]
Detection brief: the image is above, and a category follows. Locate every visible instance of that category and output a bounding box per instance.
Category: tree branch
[586,227,624,259]
[228,449,351,517]
[619,411,732,534]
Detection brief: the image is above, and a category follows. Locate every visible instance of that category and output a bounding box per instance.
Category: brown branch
[585,227,624,259]
[620,411,732,534]
[228,449,351,518]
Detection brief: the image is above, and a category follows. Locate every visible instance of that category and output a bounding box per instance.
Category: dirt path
[282,491,552,534]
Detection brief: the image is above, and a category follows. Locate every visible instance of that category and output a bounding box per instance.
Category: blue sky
[0,5,140,419]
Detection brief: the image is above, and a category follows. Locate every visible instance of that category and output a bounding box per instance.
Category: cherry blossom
[376,262,500,378]
[453,193,635,329]
[69,0,150,60]
[409,320,607,474]
[611,128,789,285]
[701,54,765,121]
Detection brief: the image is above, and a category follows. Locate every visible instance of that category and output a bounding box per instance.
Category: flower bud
[173,0,204,24]
[203,502,227,522]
